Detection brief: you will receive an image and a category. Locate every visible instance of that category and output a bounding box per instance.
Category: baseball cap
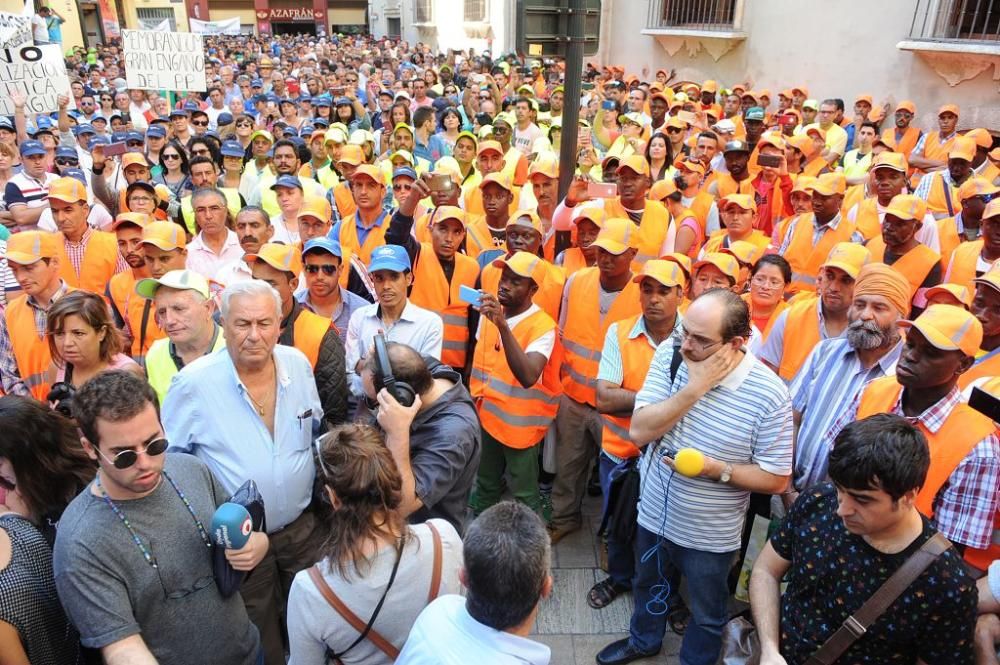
[949,136,976,162]
[433,158,464,186]
[662,253,693,279]
[477,139,503,156]
[136,270,210,300]
[337,144,365,166]
[871,151,908,173]
[884,194,927,222]
[271,174,303,191]
[692,252,740,284]
[389,150,414,165]
[712,118,736,134]
[492,251,545,285]
[720,194,757,212]
[811,173,847,197]
[633,259,686,288]
[985,199,1000,220]
[744,107,765,122]
[480,172,514,192]
[925,283,972,309]
[352,164,385,186]
[802,99,819,111]
[146,124,166,138]
[506,209,543,234]
[723,140,750,154]
[19,140,46,157]
[349,129,375,146]
[854,94,873,106]
[575,205,606,229]
[368,244,411,273]
[221,141,245,158]
[48,177,88,203]
[392,122,414,136]
[899,304,982,357]
[141,221,187,250]
[617,154,651,177]
[791,175,819,196]
[722,241,766,267]
[0,117,13,131]
[126,180,157,198]
[392,166,418,181]
[168,108,189,118]
[4,231,59,265]
[938,104,960,117]
[217,113,234,126]
[246,242,303,275]
[112,212,153,231]
[757,133,786,152]
[528,153,559,179]
[959,177,1000,201]
[297,197,332,222]
[302,237,342,259]
[122,153,149,170]
[590,218,638,255]
[649,178,679,201]
[74,123,95,136]
[55,146,77,160]
[249,129,274,144]
[895,100,916,114]
[433,205,466,228]
[965,128,992,150]
[820,242,871,279]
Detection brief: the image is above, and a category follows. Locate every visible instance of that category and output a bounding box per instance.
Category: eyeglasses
[129,195,155,203]
[304,264,338,275]
[751,275,785,290]
[162,153,181,161]
[680,326,724,352]
[392,183,413,191]
[127,141,144,148]
[192,120,208,127]
[192,149,210,156]
[195,205,225,215]
[313,436,332,483]
[236,121,253,128]
[55,158,79,166]
[97,437,169,469]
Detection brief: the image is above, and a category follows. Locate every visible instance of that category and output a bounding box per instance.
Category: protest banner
[0,11,31,49]
[0,43,73,115]
[122,29,206,92]
[190,17,241,35]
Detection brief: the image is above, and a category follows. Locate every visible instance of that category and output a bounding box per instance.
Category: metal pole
[558,0,585,201]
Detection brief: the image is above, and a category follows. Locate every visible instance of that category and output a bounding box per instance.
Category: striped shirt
[790,336,903,489]
[4,171,57,213]
[0,240,19,308]
[634,346,793,553]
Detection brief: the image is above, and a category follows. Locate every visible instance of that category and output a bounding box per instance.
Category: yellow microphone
[674,448,705,477]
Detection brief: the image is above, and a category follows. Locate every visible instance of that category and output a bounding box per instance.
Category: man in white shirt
[397,501,552,665]
[185,188,243,281]
[512,97,542,156]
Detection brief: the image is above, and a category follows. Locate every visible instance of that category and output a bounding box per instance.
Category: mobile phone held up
[104,141,128,157]
[587,181,618,199]
[757,153,782,168]
[459,285,482,307]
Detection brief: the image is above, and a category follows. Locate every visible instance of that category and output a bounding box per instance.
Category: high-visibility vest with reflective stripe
[337,212,390,288]
[842,184,866,220]
[777,296,823,382]
[702,230,771,256]
[107,270,165,364]
[781,213,859,293]
[883,126,921,159]
[958,347,1000,389]
[601,314,654,460]
[865,237,940,298]
[911,131,958,186]
[181,188,243,235]
[936,216,961,271]
[464,215,502,259]
[603,198,670,266]
[145,330,226,403]
[480,256,564,323]
[688,191,714,233]
[58,231,119,295]
[856,376,995,518]
[852,198,883,242]
[6,290,74,400]
[290,308,331,367]
[470,307,563,448]
[924,172,962,218]
[410,244,480,369]
[332,182,357,220]
[561,267,642,406]
[945,240,982,293]
[715,173,754,199]
[561,247,590,277]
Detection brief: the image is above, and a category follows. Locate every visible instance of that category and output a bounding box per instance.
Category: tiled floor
[531,495,684,665]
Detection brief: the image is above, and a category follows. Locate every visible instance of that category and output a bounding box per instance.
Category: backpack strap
[307,564,401,661]
[426,520,443,603]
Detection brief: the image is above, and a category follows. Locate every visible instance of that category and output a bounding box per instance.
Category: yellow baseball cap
[974,264,1000,293]
[692,252,740,284]
[984,199,1000,220]
[245,242,303,275]
[790,175,818,196]
[480,172,514,192]
[884,194,927,222]
[351,164,385,186]
[433,205,466,228]
[633,259,686,288]
[477,139,504,156]
[590,218,638,255]
[433,157,464,186]
[720,194,757,212]
[965,128,992,150]
[122,153,149,170]
[616,154,651,177]
[925,283,972,309]
[135,269,209,300]
[47,177,88,204]
[649,178,679,201]
[677,159,705,176]
[5,230,59,265]
[871,151,908,173]
[506,209,543,234]
[141,221,186,250]
[392,122,414,136]
[949,136,977,162]
[111,212,153,231]
[337,144,365,166]
[899,304,983,357]
[575,205,605,228]
[661,252,693,280]
[811,173,846,197]
[323,127,347,145]
[528,152,559,179]
[389,149,414,165]
[959,177,1000,202]
[492,250,545,284]
[820,242,871,279]
[297,197,332,222]
[722,241,765,266]
[250,129,274,144]
[756,132,785,152]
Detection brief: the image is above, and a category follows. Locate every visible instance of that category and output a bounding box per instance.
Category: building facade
[368,0,516,55]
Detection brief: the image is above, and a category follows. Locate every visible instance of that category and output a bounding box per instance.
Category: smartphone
[601,100,615,111]
[677,110,698,125]
[459,284,482,307]
[757,153,782,168]
[428,174,452,192]
[104,141,128,157]
[587,181,618,198]
[778,115,797,127]
[333,86,345,95]
[120,111,131,123]
[969,386,1000,422]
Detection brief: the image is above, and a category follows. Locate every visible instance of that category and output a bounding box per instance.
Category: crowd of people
[0,25,998,665]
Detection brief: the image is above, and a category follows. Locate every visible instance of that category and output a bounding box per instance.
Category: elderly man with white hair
[162,278,324,665]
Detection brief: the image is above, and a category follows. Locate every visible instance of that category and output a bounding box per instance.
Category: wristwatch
[719,463,733,484]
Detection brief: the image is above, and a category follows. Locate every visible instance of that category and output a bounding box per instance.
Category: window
[414,0,433,24]
[136,8,176,32]
[909,0,1000,42]
[465,0,487,22]
[647,0,737,30]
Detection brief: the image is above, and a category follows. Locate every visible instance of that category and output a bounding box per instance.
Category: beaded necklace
[95,470,212,569]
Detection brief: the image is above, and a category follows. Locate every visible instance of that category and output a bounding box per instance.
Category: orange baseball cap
[791,175,818,196]
[477,139,504,156]
[884,194,927,222]
[590,217,638,255]
[528,152,559,179]
[661,252,692,279]
[991,147,1000,162]
[811,173,847,197]
[871,151,908,173]
[337,144,365,166]
[791,85,809,97]
[575,205,606,228]
[648,178,679,201]
[351,164,385,186]
[985,199,1000,220]
[616,154,651,177]
[141,221,186,250]
[820,242,871,279]
[5,230,59,264]
[632,259,686,288]
[757,133,785,152]
[480,171,514,192]
[786,134,814,157]
[758,89,772,100]
[965,128,993,150]
[297,197,332,222]
[720,193,757,212]
[896,100,916,114]
[122,153,149,170]
[702,80,718,94]
[112,212,153,231]
[246,242,303,275]
[873,133,897,150]
[721,241,765,267]
[692,252,740,284]
[938,104,960,117]
[433,205,467,228]
[949,136,977,162]
[925,283,972,309]
[854,94,873,106]
[899,304,982,357]
[492,250,545,284]
[666,116,688,131]
[677,159,705,176]
[805,125,826,141]
[47,177,88,204]
[959,177,1000,201]
[975,264,1000,293]
[506,209,543,234]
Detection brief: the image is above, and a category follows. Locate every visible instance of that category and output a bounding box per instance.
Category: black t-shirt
[771,484,976,665]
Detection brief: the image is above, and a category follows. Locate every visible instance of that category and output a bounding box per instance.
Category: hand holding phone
[459,284,482,307]
[104,142,128,157]
[587,182,618,199]
[757,153,782,168]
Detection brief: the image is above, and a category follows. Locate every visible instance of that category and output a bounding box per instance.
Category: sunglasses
[237,121,253,127]
[162,153,181,160]
[55,158,79,166]
[192,120,208,127]
[98,437,169,469]
[127,141,144,147]
[304,264,338,275]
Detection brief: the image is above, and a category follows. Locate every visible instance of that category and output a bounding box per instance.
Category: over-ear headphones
[373,334,416,407]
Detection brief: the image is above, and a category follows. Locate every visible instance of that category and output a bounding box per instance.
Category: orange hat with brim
[661,252,692,279]
[821,242,871,279]
[791,175,819,196]
[5,230,59,264]
[649,179,679,201]
[965,128,992,150]
[477,139,504,156]
[949,136,976,162]
[616,154,650,177]
[926,283,972,309]
[854,94,873,106]
[757,132,785,152]
[985,199,1000,220]
[938,104,960,117]
[632,259,686,288]
[480,172,514,192]
[692,252,739,284]
[506,209,543,234]
[677,159,705,176]
[811,173,846,196]
[492,250,545,284]
[720,193,757,212]
[122,153,149,169]
[896,100,916,114]
[871,151,908,173]
[575,205,606,228]
[884,194,927,222]
[337,144,365,166]
[433,205,467,228]
[141,221,186,250]
[721,241,765,266]
[246,242,303,275]
[297,197,332,222]
[47,177,88,203]
[351,164,385,186]
[975,263,1000,293]
[899,304,982,357]
[112,212,153,230]
[959,177,1000,201]
[528,153,559,179]
[590,217,638,255]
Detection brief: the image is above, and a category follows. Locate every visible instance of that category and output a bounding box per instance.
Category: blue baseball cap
[251,78,264,88]
[217,112,234,126]
[313,96,331,107]
[204,130,220,141]
[279,97,295,106]
[221,140,245,157]
[89,135,110,148]
[270,174,303,190]
[111,131,128,142]
[19,140,46,157]
[183,101,201,112]
[62,168,88,185]
[265,93,281,104]
[74,123,95,136]
[146,124,166,138]
[91,115,107,124]
[313,118,330,128]
[298,95,312,104]
[169,108,188,118]
[368,244,411,273]
[55,146,78,160]
[303,237,342,259]
[0,117,13,131]
[108,111,123,121]
[392,166,418,181]
[288,136,306,148]
[126,131,144,143]
[334,97,352,107]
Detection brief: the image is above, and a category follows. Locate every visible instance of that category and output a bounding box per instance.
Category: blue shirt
[296,287,369,344]
[162,345,324,531]
[413,133,448,168]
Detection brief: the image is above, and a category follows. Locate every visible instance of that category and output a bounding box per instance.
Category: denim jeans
[598,452,635,588]
[629,525,736,665]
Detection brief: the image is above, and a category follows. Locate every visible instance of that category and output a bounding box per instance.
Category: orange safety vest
[600,314,656,460]
[715,173,755,199]
[688,191,715,232]
[743,293,789,343]
[702,229,771,256]
[865,238,940,298]
[603,198,670,266]
[781,213,859,293]
[290,308,331,367]
[842,184,866,219]
[801,157,830,178]
[923,172,962,218]
[936,216,963,271]
[958,347,1000,389]
[337,210,391,288]
[470,307,563,448]
[107,270,165,362]
[333,182,357,221]
[560,268,642,407]
[911,131,959,187]
[410,244,480,369]
[857,377,995,517]
[852,198,884,242]
[58,231,120,295]
[777,295,823,381]
[5,288,74,400]
[946,240,984,292]
[463,184,520,218]
[561,247,590,276]
[884,126,922,159]
[480,256,564,322]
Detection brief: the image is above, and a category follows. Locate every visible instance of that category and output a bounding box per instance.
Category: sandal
[666,603,690,635]
[587,577,629,609]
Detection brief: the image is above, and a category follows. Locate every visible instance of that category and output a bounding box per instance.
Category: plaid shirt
[0,282,69,396]
[62,228,127,279]
[827,385,1000,549]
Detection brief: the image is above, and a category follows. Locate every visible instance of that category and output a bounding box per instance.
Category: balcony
[897,0,1000,85]
[643,0,745,61]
